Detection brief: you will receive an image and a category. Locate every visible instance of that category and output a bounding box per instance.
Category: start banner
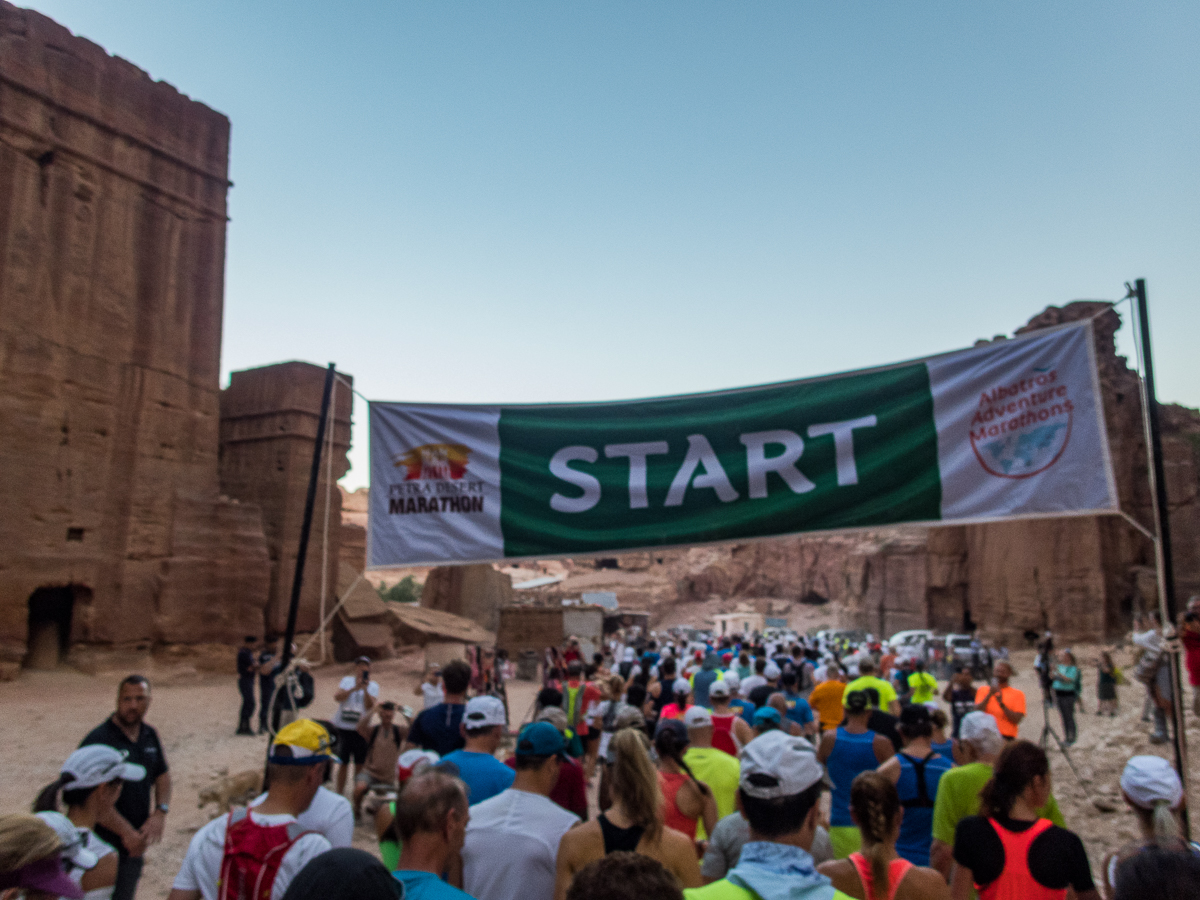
[367,320,1117,567]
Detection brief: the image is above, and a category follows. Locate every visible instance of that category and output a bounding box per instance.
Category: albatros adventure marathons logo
[387,443,485,514]
[968,368,1074,478]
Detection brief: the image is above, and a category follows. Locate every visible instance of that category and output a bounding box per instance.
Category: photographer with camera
[972,662,1025,741]
[332,656,380,795]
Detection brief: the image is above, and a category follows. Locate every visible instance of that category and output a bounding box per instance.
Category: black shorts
[337,728,368,765]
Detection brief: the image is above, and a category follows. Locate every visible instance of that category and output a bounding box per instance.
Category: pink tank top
[848,852,914,900]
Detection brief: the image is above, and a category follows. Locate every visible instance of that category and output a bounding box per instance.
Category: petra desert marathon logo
[969,367,1074,478]
[387,443,485,514]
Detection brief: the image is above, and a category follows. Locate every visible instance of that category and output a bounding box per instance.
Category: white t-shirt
[421,682,445,710]
[462,788,579,900]
[172,810,331,900]
[332,675,380,729]
[69,830,117,900]
[739,674,767,698]
[250,785,353,848]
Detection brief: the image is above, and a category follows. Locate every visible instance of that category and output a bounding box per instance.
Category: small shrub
[378,575,421,604]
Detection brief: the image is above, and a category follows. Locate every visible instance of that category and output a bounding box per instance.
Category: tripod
[1038,691,1113,810]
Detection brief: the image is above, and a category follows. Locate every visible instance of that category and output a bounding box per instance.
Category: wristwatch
[156,803,169,814]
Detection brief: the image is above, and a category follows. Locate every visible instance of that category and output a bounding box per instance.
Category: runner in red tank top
[708,681,753,755]
[654,721,716,841]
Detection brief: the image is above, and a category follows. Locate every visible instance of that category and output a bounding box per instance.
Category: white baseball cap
[397,748,439,783]
[671,678,691,695]
[763,663,782,680]
[683,706,713,729]
[34,812,98,870]
[1120,755,1183,809]
[723,672,741,691]
[463,695,507,728]
[709,679,732,698]
[739,730,831,799]
[958,711,1004,755]
[61,745,146,789]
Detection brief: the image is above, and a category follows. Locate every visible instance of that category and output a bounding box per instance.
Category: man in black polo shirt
[80,674,171,900]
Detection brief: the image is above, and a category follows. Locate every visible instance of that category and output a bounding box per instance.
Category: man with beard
[80,675,171,900]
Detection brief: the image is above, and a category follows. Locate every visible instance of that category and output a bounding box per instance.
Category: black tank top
[598,814,645,854]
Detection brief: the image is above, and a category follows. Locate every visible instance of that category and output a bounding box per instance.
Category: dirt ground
[1,643,1196,897]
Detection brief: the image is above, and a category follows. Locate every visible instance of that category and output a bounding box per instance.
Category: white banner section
[368,404,503,567]
[928,321,1117,520]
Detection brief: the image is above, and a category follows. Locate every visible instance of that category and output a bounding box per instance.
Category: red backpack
[217,808,313,900]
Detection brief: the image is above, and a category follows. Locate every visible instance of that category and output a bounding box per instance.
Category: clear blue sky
[22,2,1200,489]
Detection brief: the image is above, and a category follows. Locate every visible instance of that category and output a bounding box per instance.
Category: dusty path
[0,654,542,899]
[0,644,1196,896]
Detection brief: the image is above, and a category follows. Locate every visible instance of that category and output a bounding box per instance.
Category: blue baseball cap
[753,706,782,727]
[515,721,567,758]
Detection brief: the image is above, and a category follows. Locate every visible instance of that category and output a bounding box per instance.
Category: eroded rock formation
[218,362,352,635]
[0,2,270,668]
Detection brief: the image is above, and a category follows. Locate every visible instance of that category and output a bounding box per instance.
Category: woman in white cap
[32,746,147,900]
[1100,755,1200,897]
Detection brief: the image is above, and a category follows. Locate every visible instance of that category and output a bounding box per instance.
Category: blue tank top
[931,739,954,760]
[828,727,879,827]
[894,751,954,866]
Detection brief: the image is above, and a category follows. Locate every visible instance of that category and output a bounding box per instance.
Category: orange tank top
[978,818,1064,900]
[658,770,698,839]
[848,852,913,900]
[711,713,739,756]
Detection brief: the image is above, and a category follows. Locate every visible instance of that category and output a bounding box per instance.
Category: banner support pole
[1132,278,1191,838]
[281,363,337,674]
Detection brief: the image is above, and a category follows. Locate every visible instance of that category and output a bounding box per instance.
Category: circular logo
[969,377,1075,479]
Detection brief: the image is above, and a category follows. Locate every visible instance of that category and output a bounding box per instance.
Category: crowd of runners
[3,611,1200,900]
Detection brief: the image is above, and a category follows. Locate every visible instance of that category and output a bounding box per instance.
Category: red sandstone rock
[0,2,270,664]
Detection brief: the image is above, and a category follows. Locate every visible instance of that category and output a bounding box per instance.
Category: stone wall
[420,564,513,633]
[0,2,270,666]
[219,362,353,635]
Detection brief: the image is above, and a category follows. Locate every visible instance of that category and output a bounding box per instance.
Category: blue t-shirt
[395,870,474,900]
[409,703,466,756]
[729,698,755,724]
[693,669,718,708]
[441,750,515,805]
[781,692,814,727]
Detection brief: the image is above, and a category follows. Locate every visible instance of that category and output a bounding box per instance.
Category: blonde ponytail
[610,728,663,843]
[1150,800,1181,844]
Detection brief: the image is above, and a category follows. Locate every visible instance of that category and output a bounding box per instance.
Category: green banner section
[497,362,941,557]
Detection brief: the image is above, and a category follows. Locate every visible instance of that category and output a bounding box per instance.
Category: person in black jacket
[236,636,259,735]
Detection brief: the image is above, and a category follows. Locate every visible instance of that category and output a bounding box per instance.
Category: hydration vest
[217,808,312,900]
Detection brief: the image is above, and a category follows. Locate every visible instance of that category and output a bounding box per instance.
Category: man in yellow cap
[168,720,335,900]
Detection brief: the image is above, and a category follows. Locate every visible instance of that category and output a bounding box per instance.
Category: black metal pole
[280,363,337,672]
[1134,279,1190,838]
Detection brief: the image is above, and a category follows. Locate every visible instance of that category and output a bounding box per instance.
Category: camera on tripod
[1033,631,1055,704]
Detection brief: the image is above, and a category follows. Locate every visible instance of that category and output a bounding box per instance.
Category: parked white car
[886,629,935,652]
